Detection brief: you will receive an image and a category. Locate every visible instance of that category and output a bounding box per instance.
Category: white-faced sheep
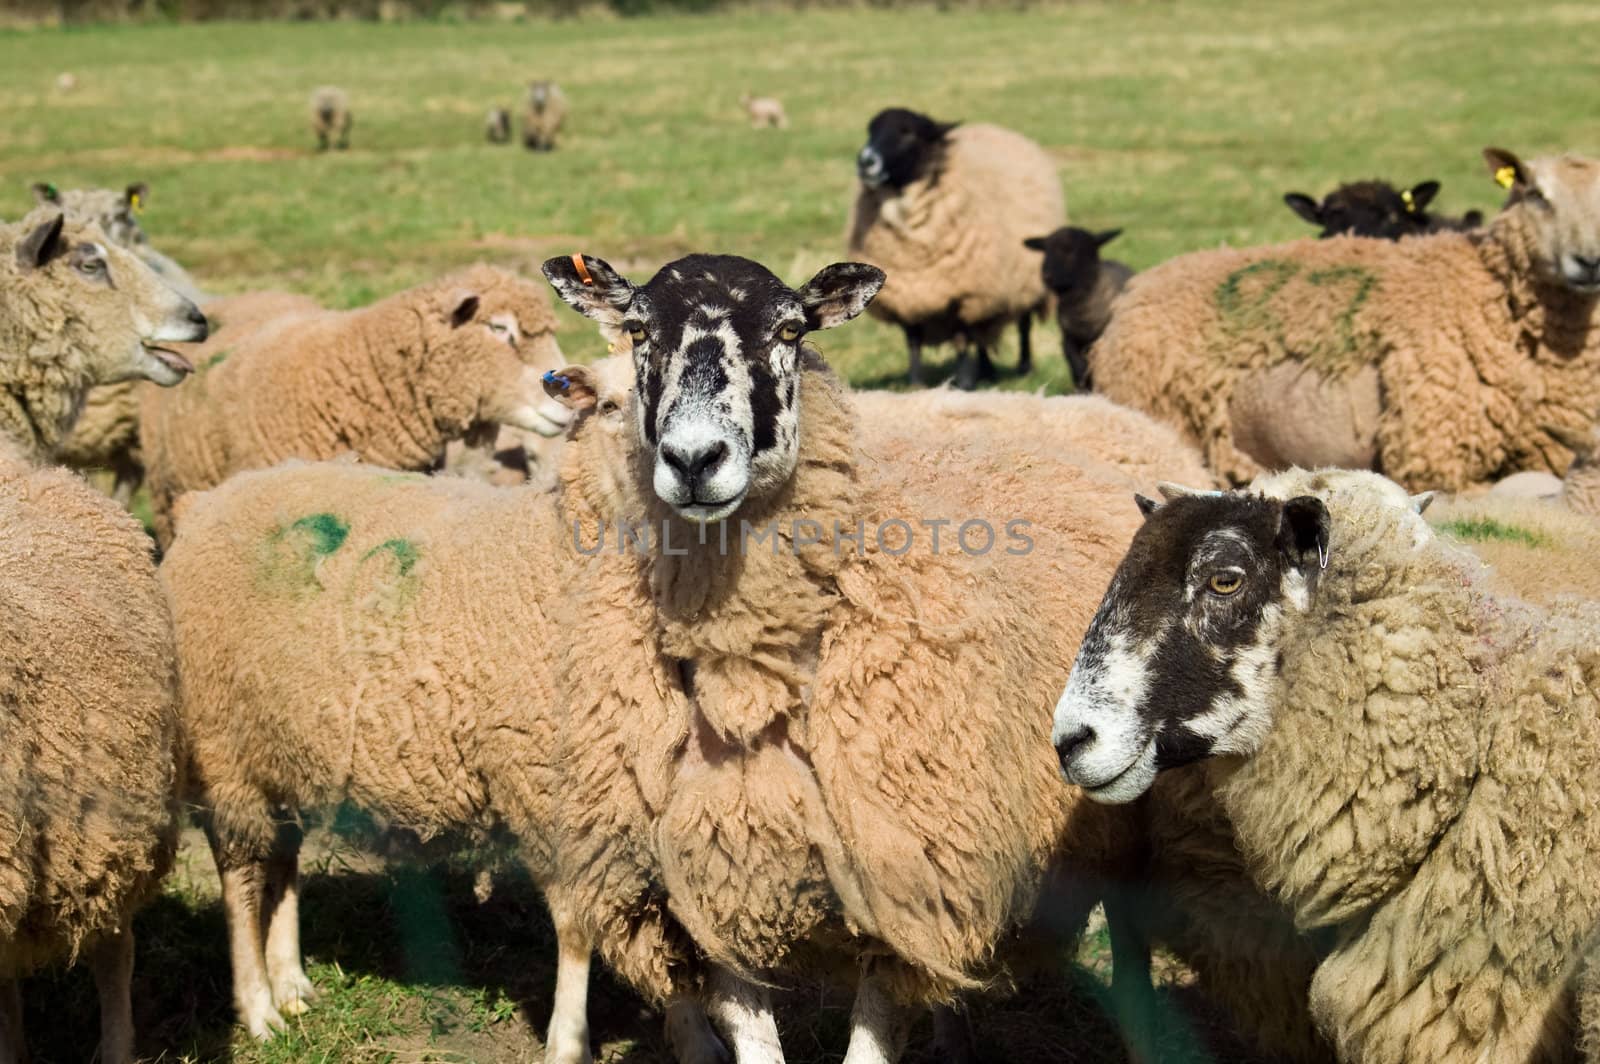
[740,93,788,129]
[1282,178,1483,239]
[138,264,564,546]
[542,252,1172,1062]
[486,105,512,144]
[0,209,205,465]
[0,458,182,1064]
[1055,467,1600,1063]
[310,86,352,151]
[31,180,206,305]
[1093,148,1600,491]
[1022,226,1132,391]
[847,107,1065,389]
[522,80,567,151]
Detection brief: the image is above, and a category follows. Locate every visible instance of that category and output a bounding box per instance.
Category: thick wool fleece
[563,362,1146,1006]
[847,124,1065,344]
[1212,471,1600,1062]
[1093,214,1600,490]
[0,457,179,974]
[140,266,562,545]
[1430,493,1600,605]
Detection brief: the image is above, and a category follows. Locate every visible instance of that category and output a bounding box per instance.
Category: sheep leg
[903,325,925,387]
[89,917,136,1064]
[1016,313,1033,374]
[839,968,913,1064]
[543,913,594,1064]
[954,339,979,392]
[706,965,784,1063]
[1063,338,1092,393]
[975,342,998,383]
[263,824,317,1017]
[665,996,730,1064]
[218,860,286,1039]
[0,978,23,1064]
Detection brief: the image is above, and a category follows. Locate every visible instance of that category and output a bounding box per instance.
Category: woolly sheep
[0,209,205,464]
[1093,147,1600,491]
[847,107,1065,390]
[0,454,181,1064]
[486,105,512,144]
[139,265,564,546]
[1282,178,1483,239]
[1427,491,1600,605]
[1055,467,1600,1062]
[309,86,352,151]
[739,93,788,129]
[1022,226,1132,390]
[31,180,206,304]
[543,252,1162,1062]
[522,80,567,151]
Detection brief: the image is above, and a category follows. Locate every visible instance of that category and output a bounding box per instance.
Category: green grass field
[3,2,1599,1059]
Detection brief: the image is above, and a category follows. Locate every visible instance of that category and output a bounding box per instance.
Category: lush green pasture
[3,2,1599,1059]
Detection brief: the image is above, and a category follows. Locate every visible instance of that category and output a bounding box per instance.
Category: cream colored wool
[740,94,788,129]
[1430,493,1600,604]
[0,456,180,1064]
[521,81,567,150]
[1093,155,1600,491]
[846,123,1065,349]
[33,184,206,306]
[140,266,562,545]
[309,86,351,149]
[1206,468,1600,1063]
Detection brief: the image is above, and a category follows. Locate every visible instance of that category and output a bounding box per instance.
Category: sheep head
[856,107,959,191]
[1485,147,1600,295]
[543,252,883,524]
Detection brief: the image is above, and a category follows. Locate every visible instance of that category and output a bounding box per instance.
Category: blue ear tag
[542,370,571,390]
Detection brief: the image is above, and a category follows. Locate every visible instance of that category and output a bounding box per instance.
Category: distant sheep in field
[1023,226,1131,391]
[1093,147,1600,491]
[54,71,77,94]
[485,105,511,143]
[740,93,788,129]
[1282,179,1483,239]
[309,86,352,151]
[521,80,566,151]
[847,107,1065,389]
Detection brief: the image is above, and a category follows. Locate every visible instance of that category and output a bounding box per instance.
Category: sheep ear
[1283,193,1322,226]
[1406,180,1439,213]
[1156,481,1219,501]
[796,262,885,330]
[125,182,149,211]
[542,254,634,325]
[448,291,480,328]
[1409,491,1436,514]
[16,212,66,271]
[1023,236,1048,252]
[1483,147,1529,192]
[1095,228,1123,248]
[1277,495,1331,572]
[935,120,960,138]
[1135,494,1160,518]
[31,182,60,205]
[542,364,599,410]
[1461,209,1485,228]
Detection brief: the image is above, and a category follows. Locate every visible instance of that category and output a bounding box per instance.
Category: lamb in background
[1283,178,1483,239]
[1023,226,1132,390]
[740,93,788,129]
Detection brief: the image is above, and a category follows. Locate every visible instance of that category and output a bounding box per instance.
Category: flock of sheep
[3,88,1600,1064]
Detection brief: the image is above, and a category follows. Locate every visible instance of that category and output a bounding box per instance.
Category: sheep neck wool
[1475,221,1599,361]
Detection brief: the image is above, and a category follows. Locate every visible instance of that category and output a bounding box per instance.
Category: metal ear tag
[1317,541,1330,570]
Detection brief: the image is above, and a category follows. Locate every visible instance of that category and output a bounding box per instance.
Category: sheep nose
[1054,723,1096,775]
[1575,254,1600,273]
[662,440,728,488]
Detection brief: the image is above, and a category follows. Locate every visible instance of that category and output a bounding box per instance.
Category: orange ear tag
[572,254,594,286]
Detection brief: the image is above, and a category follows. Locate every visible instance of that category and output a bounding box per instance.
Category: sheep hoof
[245,1005,287,1041]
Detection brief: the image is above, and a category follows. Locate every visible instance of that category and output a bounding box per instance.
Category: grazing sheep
[54,71,77,93]
[1055,467,1600,1063]
[847,107,1065,389]
[0,209,205,464]
[309,86,352,151]
[739,93,788,129]
[139,265,563,546]
[1093,147,1600,491]
[0,458,182,1064]
[485,105,512,143]
[1022,227,1132,390]
[543,252,1157,1062]
[522,80,567,151]
[1282,179,1483,239]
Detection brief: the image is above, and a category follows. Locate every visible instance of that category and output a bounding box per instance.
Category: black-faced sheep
[522,80,567,151]
[1092,147,1600,491]
[0,209,205,465]
[1282,178,1483,239]
[310,86,352,151]
[1055,467,1600,1063]
[847,107,1065,389]
[1022,226,1131,390]
[138,265,564,546]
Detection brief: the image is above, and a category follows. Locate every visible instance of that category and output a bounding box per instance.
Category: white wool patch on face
[1053,623,1160,802]
[1185,602,1283,758]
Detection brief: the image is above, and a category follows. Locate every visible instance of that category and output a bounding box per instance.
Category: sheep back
[1430,493,1600,605]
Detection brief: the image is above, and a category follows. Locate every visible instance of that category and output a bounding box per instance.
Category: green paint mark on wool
[256,512,351,594]
[204,349,231,370]
[290,513,350,555]
[1437,517,1551,548]
[363,537,420,576]
[1213,257,1383,374]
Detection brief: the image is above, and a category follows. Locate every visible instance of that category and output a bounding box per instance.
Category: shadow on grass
[847,348,1041,393]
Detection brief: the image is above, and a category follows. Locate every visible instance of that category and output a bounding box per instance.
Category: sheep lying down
[1056,467,1600,1063]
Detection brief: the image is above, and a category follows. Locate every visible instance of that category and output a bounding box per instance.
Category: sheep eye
[628,325,648,344]
[76,256,105,277]
[598,399,619,415]
[1208,572,1243,596]
[777,323,801,343]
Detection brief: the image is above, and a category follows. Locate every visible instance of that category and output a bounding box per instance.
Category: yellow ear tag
[130,193,143,213]
[1401,189,1416,212]
[1495,166,1517,190]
